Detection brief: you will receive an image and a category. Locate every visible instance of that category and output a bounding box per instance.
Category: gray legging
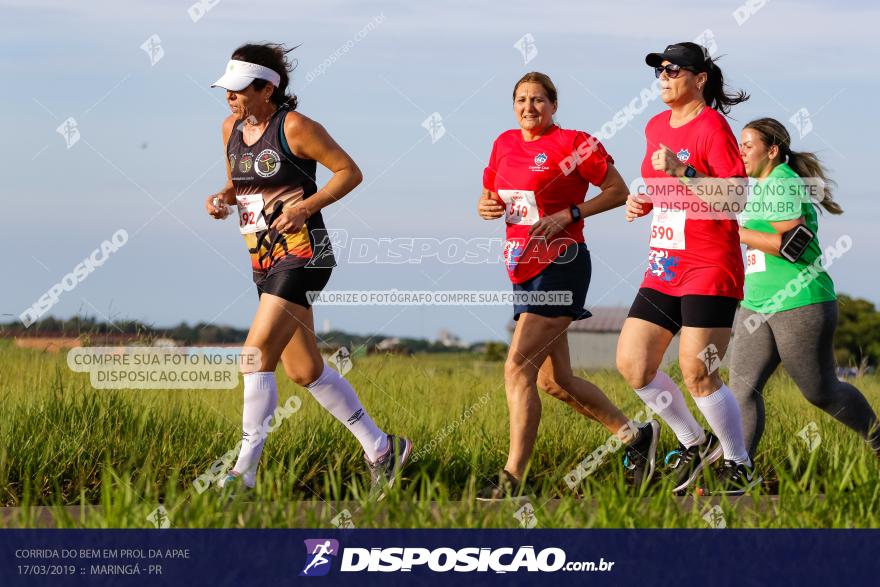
[729,300,880,456]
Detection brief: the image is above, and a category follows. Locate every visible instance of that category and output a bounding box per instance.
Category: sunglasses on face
[654,64,696,79]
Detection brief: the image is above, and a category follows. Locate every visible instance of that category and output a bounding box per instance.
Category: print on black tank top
[227,107,336,280]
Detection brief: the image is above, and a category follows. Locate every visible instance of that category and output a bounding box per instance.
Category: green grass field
[2,340,879,528]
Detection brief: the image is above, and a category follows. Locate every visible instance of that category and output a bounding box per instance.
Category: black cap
[645,42,711,71]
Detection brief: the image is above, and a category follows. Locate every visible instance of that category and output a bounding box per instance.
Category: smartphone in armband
[779,224,814,262]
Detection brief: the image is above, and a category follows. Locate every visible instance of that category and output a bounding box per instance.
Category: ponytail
[702,58,749,116]
[744,117,843,215]
[787,150,842,215]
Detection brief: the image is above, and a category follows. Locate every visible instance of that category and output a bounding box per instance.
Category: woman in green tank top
[728,117,879,470]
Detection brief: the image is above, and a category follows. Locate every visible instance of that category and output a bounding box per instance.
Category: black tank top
[227,107,335,277]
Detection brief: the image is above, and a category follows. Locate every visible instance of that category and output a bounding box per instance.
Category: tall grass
[1,340,878,528]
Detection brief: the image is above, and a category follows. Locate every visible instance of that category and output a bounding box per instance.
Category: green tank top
[741,162,836,314]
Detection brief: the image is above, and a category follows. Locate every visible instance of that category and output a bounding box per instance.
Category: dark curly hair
[231,42,299,110]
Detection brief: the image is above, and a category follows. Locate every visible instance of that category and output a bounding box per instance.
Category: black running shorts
[627,287,739,334]
[254,265,332,309]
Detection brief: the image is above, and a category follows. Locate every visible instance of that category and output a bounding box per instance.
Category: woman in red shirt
[618,42,757,495]
[476,72,660,500]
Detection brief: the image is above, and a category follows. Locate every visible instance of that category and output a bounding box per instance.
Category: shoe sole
[375,436,413,501]
[639,420,661,489]
[697,474,763,497]
[389,437,414,489]
[475,472,532,502]
[216,482,255,504]
[475,495,530,503]
[671,438,723,495]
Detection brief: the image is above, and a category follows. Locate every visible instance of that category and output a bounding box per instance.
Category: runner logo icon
[300,539,340,577]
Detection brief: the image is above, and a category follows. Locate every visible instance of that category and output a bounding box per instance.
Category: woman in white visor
[205,43,412,500]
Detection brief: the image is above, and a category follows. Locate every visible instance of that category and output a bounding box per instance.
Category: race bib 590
[649,209,686,250]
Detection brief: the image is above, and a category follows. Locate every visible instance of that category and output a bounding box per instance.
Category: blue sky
[2,0,878,343]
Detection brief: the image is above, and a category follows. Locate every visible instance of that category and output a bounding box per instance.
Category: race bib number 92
[236,193,268,235]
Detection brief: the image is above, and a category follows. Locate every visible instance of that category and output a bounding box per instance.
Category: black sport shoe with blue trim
[698,459,762,496]
[665,431,723,495]
[624,420,661,491]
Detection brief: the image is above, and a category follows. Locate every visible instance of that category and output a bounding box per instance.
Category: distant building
[567,307,683,370]
[508,307,682,370]
[375,337,401,351]
[12,332,146,353]
[437,329,467,348]
[13,336,82,353]
[371,337,412,356]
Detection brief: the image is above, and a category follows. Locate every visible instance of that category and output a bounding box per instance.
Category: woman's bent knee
[285,362,325,387]
[616,356,656,390]
[537,372,568,398]
[681,370,721,395]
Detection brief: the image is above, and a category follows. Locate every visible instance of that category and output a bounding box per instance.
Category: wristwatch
[569,205,582,222]
[683,165,697,178]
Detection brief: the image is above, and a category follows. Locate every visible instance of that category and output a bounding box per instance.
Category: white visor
[211,59,281,92]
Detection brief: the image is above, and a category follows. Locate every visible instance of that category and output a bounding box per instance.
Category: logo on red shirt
[503,240,525,270]
[648,250,680,282]
[676,148,691,162]
[529,152,550,172]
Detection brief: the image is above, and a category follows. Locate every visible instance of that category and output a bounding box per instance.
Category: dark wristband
[569,205,582,223]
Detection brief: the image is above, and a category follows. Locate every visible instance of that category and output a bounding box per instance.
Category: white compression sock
[635,371,706,448]
[693,384,751,466]
[306,363,389,461]
[231,371,278,487]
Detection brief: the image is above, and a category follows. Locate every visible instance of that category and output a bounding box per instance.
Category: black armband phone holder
[779,224,814,263]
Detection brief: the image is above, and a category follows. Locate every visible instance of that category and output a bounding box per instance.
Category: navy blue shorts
[513,243,592,322]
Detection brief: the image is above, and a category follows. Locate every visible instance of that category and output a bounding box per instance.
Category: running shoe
[665,431,723,495]
[476,470,531,502]
[365,434,413,501]
[216,473,254,503]
[697,460,762,496]
[623,420,661,491]
[869,428,880,459]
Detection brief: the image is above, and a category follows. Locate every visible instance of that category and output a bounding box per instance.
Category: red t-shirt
[483,125,613,284]
[639,107,746,298]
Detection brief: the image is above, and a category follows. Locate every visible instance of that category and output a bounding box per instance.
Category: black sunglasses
[654,64,697,79]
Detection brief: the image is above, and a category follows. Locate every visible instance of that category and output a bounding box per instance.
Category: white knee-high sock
[306,363,388,461]
[635,371,706,448]
[231,371,278,487]
[693,384,751,466]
